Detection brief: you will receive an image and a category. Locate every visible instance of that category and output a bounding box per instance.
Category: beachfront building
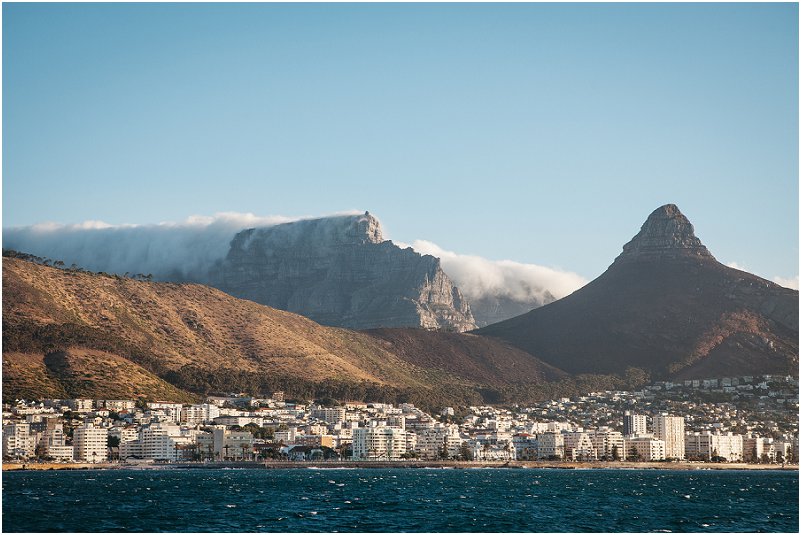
[535,432,565,460]
[213,427,254,460]
[684,431,743,461]
[512,433,539,461]
[73,422,108,463]
[564,431,597,461]
[352,424,408,460]
[2,422,35,459]
[654,414,685,459]
[589,428,625,460]
[414,425,462,459]
[625,436,666,461]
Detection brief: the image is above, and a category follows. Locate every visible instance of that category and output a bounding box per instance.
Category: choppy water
[2,468,798,532]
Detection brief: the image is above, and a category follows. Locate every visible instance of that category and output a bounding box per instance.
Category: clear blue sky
[3,3,798,281]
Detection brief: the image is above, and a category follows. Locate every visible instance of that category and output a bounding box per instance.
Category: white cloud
[772,275,799,290]
[405,240,587,302]
[3,211,362,280]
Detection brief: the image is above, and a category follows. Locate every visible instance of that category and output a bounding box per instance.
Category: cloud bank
[403,240,588,303]
[4,212,590,307]
[2,211,361,280]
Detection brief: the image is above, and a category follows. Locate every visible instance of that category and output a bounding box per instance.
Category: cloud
[2,211,362,280]
[403,240,588,303]
[725,262,797,290]
[772,275,799,290]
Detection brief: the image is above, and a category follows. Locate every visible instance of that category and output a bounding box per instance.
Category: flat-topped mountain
[206,213,476,331]
[477,204,799,379]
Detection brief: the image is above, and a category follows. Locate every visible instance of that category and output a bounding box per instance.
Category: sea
[2,468,798,532]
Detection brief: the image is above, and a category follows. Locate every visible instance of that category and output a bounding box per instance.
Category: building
[564,432,597,461]
[352,425,408,460]
[653,414,685,459]
[310,407,346,425]
[2,422,35,459]
[626,436,666,461]
[685,431,743,462]
[103,400,136,412]
[623,412,647,437]
[535,432,565,460]
[148,402,183,424]
[213,427,254,460]
[181,403,220,426]
[414,425,462,459]
[73,422,108,463]
[589,429,625,460]
[38,419,73,461]
[512,434,539,461]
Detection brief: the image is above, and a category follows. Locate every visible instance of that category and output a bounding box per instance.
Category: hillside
[2,256,565,407]
[477,205,799,379]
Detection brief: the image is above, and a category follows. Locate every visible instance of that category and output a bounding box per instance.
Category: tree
[611,445,620,461]
[459,443,474,461]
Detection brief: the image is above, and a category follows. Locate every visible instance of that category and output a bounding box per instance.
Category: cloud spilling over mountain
[404,240,588,326]
[2,212,359,280]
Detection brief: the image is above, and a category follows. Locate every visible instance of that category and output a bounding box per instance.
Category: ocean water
[2,468,798,532]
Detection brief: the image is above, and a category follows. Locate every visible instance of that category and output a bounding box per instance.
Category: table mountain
[204,212,476,331]
[477,204,799,379]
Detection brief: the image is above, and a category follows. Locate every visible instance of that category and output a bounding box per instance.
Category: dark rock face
[616,204,714,263]
[476,204,799,379]
[208,213,477,331]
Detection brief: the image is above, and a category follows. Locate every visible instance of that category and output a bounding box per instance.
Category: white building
[2,422,35,459]
[103,400,136,412]
[626,437,666,461]
[310,407,346,425]
[623,412,647,437]
[181,403,221,426]
[589,428,625,460]
[148,402,183,424]
[414,425,462,460]
[685,431,743,461]
[73,422,108,463]
[352,425,408,460]
[654,415,685,460]
[536,432,565,460]
[564,432,597,460]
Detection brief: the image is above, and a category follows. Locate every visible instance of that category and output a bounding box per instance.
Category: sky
[3,3,798,285]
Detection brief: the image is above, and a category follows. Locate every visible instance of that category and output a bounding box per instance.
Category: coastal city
[4,374,797,467]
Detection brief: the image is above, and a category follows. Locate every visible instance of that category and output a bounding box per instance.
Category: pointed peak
[615,204,714,263]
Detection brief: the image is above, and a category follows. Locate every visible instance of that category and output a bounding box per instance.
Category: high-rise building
[352,425,408,460]
[623,412,647,437]
[653,414,685,459]
[73,422,108,463]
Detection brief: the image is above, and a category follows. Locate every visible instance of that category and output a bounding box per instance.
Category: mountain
[2,256,563,407]
[477,204,799,379]
[469,293,556,328]
[206,213,476,331]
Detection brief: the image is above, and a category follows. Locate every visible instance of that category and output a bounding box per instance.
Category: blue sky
[3,3,798,283]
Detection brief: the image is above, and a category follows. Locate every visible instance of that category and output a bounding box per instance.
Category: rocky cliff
[207,213,476,331]
[477,204,799,379]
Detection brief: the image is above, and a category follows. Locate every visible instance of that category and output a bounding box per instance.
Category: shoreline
[4,460,798,471]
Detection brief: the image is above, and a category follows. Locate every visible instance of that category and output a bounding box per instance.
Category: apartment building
[352,425,408,460]
[73,422,108,463]
[654,415,685,459]
[685,431,743,461]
